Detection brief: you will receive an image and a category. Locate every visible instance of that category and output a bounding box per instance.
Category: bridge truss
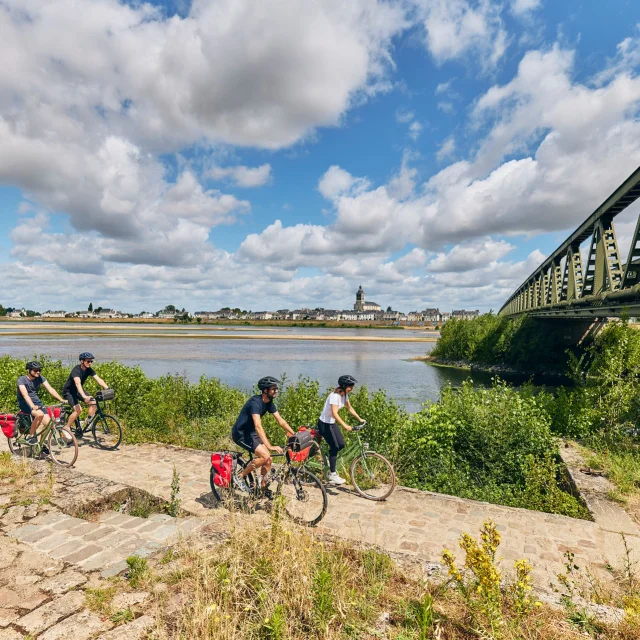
[499,167,640,318]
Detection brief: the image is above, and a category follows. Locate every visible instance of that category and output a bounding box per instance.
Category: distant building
[97,309,122,318]
[136,312,154,319]
[452,310,480,320]
[8,308,24,318]
[353,285,382,312]
[422,308,442,323]
[42,310,66,318]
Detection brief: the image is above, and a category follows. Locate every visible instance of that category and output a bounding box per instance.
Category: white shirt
[319,392,347,424]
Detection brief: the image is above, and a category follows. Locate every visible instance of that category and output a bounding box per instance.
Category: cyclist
[63,352,109,437]
[316,374,364,485]
[232,376,294,495]
[17,361,67,446]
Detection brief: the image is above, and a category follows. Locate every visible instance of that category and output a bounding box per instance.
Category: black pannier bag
[287,429,315,452]
[96,389,116,401]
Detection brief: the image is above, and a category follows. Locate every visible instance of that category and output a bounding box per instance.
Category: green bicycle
[8,405,78,467]
[301,421,396,501]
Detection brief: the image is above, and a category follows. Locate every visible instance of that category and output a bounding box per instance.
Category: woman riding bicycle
[317,375,363,485]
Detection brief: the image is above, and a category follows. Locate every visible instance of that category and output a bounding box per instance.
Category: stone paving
[60,440,640,589]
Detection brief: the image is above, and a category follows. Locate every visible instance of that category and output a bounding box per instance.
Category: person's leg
[87,398,98,419]
[66,403,81,429]
[241,443,271,481]
[29,409,44,437]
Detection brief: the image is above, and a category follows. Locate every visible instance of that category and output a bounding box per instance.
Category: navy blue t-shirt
[17,375,47,411]
[62,365,96,395]
[233,395,277,434]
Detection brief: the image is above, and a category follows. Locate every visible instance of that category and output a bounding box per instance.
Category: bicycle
[302,421,396,501]
[8,404,78,467]
[210,438,328,527]
[65,389,122,450]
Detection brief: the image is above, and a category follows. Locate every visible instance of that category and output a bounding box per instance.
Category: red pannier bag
[288,427,316,462]
[46,407,61,419]
[211,453,233,487]
[0,414,17,438]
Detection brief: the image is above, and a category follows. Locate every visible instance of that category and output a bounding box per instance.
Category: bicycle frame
[14,409,61,455]
[305,428,369,479]
[67,399,105,433]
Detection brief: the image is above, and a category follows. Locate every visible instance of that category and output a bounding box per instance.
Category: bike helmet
[258,376,281,391]
[338,375,357,390]
[26,361,42,371]
[79,352,95,361]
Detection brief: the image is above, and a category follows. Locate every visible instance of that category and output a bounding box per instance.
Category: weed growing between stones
[166,465,181,517]
[85,585,117,615]
[126,555,150,588]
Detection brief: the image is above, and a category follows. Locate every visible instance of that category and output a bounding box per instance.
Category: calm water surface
[0,323,522,413]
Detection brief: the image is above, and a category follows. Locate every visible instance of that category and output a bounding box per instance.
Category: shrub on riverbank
[432,313,576,373]
[400,380,590,519]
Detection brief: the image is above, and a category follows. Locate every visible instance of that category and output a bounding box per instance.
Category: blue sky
[1,0,639,313]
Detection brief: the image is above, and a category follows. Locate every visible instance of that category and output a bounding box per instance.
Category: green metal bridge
[499,166,640,319]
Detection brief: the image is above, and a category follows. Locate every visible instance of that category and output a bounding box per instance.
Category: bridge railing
[499,166,640,318]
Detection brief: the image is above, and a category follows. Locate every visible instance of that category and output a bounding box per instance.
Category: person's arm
[331,404,352,431]
[252,414,281,453]
[345,399,363,423]
[92,374,108,390]
[18,385,38,413]
[273,411,295,437]
[42,380,65,403]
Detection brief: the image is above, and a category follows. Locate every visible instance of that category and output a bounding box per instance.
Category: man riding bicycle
[232,376,294,495]
[17,361,67,446]
[63,352,109,437]
[317,375,364,485]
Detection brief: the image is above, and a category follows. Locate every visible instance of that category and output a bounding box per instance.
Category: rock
[112,592,150,609]
[0,608,19,629]
[38,610,112,640]
[39,569,87,595]
[95,615,155,639]
[17,591,85,636]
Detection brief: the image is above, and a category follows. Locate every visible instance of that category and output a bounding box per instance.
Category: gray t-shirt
[17,375,47,409]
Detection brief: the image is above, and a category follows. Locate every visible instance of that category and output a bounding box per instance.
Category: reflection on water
[0,324,542,413]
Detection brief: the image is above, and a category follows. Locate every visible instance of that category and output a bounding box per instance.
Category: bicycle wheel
[350,451,396,501]
[92,414,122,450]
[277,467,327,526]
[7,435,32,460]
[47,427,78,467]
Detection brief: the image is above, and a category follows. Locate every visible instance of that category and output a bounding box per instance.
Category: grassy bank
[143,516,639,639]
[0,356,587,519]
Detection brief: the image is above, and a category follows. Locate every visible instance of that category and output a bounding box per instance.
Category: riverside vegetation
[433,314,640,517]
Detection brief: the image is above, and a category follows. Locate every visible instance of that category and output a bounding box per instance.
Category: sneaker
[234,475,250,495]
[260,486,274,500]
[74,425,84,439]
[27,435,38,446]
[328,472,347,486]
[38,444,50,458]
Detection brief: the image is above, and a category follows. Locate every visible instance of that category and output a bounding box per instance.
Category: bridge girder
[500,166,640,318]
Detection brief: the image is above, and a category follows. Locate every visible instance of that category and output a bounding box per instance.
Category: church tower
[354,285,365,311]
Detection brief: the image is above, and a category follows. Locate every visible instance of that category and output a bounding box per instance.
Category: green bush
[399,380,589,518]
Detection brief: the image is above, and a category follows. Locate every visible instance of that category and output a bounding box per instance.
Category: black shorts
[63,390,81,407]
[232,428,263,453]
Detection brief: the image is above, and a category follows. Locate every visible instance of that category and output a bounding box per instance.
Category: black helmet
[79,352,95,361]
[338,375,357,390]
[26,361,42,371]
[258,376,281,391]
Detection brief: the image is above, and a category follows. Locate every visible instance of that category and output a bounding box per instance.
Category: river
[0,322,531,413]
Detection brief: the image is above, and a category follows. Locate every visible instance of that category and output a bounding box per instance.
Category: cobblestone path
[64,440,640,589]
